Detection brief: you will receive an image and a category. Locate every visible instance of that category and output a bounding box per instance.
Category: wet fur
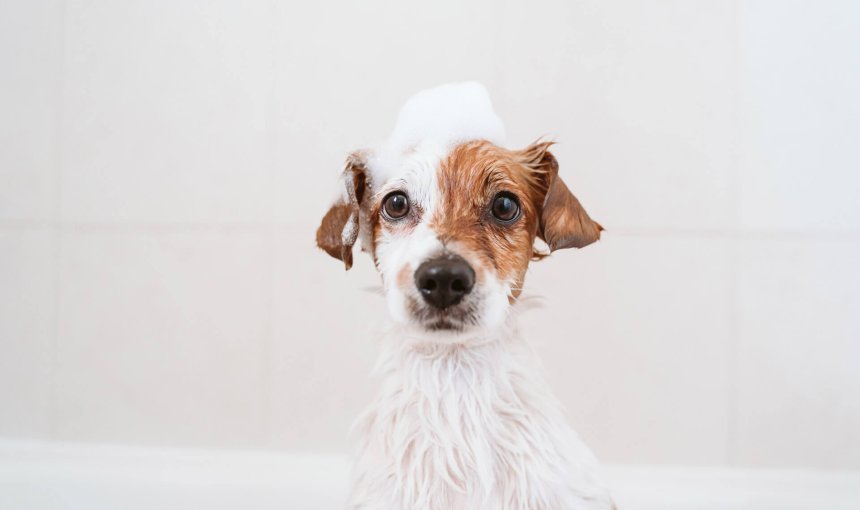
[318,139,611,509]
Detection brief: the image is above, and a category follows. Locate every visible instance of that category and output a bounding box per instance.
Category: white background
[1,0,858,471]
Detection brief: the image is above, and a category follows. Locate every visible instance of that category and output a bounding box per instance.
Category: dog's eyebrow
[487,167,519,184]
[371,179,409,200]
[473,168,519,195]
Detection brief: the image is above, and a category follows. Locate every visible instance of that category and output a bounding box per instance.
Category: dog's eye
[382,192,410,219]
[491,192,520,223]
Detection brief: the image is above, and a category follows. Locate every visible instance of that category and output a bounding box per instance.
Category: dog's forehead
[366,81,506,198]
[362,141,442,212]
[368,141,513,197]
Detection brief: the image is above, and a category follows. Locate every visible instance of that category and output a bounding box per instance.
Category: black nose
[414,255,476,309]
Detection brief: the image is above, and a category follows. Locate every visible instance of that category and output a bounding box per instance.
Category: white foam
[368,82,506,183]
[387,81,505,151]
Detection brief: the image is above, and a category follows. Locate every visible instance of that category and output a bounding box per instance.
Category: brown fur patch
[396,262,413,289]
[316,203,355,266]
[316,152,370,270]
[541,175,603,250]
[431,141,543,296]
[430,140,602,295]
[514,140,603,251]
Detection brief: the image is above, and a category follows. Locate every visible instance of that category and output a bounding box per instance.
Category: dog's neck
[376,321,534,380]
[350,319,609,509]
[363,320,557,452]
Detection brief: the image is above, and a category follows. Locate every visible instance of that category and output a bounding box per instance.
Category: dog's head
[316,84,601,337]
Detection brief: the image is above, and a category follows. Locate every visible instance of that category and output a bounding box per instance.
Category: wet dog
[317,82,613,510]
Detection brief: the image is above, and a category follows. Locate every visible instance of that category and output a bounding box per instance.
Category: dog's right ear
[316,152,368,270]
[518,141,603,253]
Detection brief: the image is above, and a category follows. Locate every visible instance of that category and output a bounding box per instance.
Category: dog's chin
[414,311,477,334]
[423,318,466,332]
[404,296,480,334]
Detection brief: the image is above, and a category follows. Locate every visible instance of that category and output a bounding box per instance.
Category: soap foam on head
[369,82,506,182]
[387,81,505,151]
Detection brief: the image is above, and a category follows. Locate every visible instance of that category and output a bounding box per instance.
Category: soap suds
[369,82,506,183]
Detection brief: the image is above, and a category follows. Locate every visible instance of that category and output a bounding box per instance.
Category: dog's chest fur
[348,334,612,510]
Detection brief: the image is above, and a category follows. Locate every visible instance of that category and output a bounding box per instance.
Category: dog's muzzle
[414,255,475,309]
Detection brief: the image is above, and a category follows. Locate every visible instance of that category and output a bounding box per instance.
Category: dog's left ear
[316,152,368,270]
[521,141,603,252]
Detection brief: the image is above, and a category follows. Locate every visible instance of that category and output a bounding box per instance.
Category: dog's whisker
[359,285,385,296]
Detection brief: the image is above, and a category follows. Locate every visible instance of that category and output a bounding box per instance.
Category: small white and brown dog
[317,82,614,510]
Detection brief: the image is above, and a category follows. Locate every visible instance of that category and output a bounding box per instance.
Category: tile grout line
[3,220,860,239]
[261,0,280,448]
[726,240,742,466]
[48,0,68,441]
[261,223,275,447]
[726,0,745,467]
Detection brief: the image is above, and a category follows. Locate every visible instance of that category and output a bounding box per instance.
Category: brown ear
[316,153,367,270]
[525,143,603,251]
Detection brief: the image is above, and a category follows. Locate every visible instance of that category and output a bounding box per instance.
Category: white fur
[348,321,613,510]
[370,140,447,325]
[344,83,613,509]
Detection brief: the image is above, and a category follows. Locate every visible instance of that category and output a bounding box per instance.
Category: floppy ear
[316,153,368,270]
[524,142,603,251]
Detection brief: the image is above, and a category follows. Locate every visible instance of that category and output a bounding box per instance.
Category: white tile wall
[0,0,858,469]
[739,0,860,230]
[0,1,61,221]
[736,238,860,468]
[55,229,269,447]
[61,0,276,224]
[0,230,55,437]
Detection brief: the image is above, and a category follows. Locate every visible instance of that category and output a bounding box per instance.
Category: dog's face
[317,139,602,336]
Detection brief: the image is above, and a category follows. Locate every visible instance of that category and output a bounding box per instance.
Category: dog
[317,82,614,510]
